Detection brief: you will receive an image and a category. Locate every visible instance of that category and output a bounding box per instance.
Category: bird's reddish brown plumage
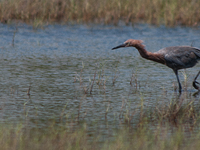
[126,39,166,65]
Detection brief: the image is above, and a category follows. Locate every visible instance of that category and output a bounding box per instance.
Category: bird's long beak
[112,43,126,50]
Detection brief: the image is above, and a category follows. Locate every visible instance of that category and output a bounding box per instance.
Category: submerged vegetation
[0,0,200,26]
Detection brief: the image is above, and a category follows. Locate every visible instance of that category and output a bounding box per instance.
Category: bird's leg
[193,71,200,90]
[174,70,182,93]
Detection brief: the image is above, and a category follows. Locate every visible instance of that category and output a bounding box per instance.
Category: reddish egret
[112,39,200,93]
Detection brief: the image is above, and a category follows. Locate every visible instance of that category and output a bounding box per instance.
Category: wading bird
[112,39,200,93]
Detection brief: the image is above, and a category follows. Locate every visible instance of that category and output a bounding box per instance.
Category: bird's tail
[194,48,200,59]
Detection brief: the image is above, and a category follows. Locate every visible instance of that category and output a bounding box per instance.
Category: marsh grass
[2,90,200,149]
[72,62,200,128]
[1,98,200,150]
[0,0,200,26]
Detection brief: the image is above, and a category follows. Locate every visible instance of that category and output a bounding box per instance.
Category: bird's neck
[135,45,165,65]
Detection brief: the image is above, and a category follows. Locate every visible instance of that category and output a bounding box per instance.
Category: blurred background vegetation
[0,0,199,26]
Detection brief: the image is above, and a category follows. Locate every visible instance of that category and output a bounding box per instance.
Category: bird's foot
[193,71,200,90]
[193,80,200,90]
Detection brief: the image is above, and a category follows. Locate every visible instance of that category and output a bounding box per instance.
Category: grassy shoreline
[0,0,199,26]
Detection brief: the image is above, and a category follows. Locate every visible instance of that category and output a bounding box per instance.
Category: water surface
[0,23,200,136]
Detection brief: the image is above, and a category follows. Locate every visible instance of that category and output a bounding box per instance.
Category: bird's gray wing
[162,46,200,70]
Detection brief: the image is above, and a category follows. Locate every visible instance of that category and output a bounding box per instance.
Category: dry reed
[0,0,199,26]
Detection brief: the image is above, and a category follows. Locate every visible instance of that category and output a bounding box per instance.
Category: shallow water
[0,23,200,136]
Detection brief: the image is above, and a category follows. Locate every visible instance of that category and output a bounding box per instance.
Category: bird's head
[112,39,144,50]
